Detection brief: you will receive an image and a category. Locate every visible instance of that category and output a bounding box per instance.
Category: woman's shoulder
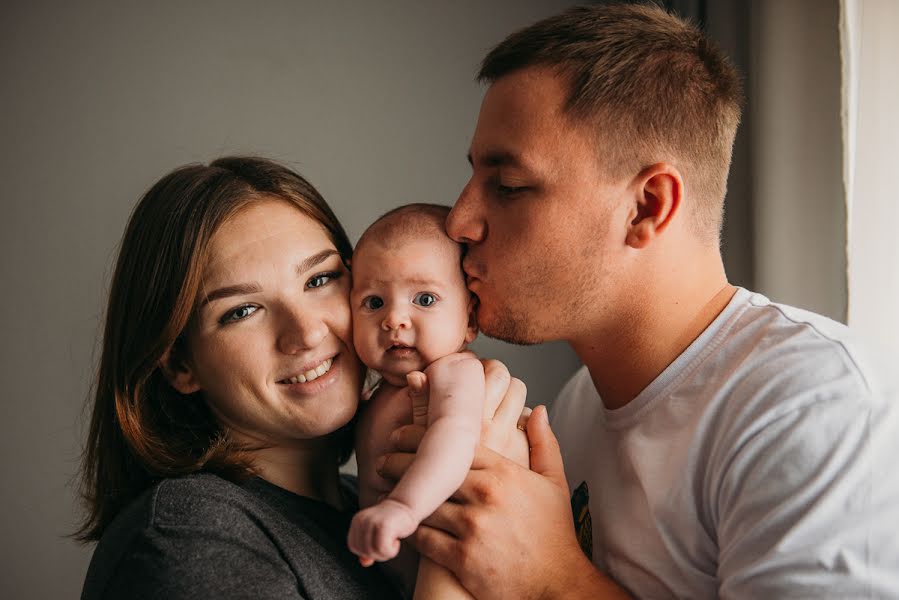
[148,472,261,527]
[82,473,289,599]
[83,473,399,600]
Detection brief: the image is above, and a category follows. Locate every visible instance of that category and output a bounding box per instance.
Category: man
[381,4,899,598]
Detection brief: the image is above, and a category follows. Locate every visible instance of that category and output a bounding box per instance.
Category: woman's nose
[381,307,410,331]
[277,308,328,354]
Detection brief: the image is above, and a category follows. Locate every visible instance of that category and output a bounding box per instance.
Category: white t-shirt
[551,288,899,598]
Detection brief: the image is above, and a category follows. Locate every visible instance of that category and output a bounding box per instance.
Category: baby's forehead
[354,232,462,269]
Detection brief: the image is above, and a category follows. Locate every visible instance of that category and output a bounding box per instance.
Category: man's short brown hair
[479,3,743,242]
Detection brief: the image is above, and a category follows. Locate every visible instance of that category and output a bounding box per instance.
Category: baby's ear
[465,297,479,344]
[158,342,201,395]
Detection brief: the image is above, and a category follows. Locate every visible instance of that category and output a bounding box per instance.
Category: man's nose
[277,306,328,354]
[447,179,487,244]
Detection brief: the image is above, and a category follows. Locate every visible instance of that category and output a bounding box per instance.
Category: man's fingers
[411,524,461,571]
[406,371,430,427]
[481,359,511,420]
[388,424,426,452]
[378,451,416,482]
[526,405,567,489]
[516,406,533,431]
[491,377,528,434]
[420,499,466,536]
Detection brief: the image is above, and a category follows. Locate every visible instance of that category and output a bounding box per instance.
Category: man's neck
[570,259,734,410]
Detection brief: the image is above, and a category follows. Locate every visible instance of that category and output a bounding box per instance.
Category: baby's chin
[376,355,429,387]
[378,369,420,387]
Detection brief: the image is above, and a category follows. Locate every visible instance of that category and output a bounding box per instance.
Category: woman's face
[179,198,360,448]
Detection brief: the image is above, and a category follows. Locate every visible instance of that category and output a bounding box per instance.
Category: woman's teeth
[284,357,333,384]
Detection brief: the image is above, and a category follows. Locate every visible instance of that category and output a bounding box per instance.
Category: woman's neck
[246,441,345,509]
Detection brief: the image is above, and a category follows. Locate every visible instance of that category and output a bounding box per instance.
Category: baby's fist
[347,499,418,565]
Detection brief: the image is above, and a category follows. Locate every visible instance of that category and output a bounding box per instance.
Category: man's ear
[625,163,683,249]
[464,296,479,344]
[158,341,202,395]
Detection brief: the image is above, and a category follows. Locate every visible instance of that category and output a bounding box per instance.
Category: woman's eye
[413,292,437,307]
[221,304,258,324]
[363,296,384,310]
[307,271,339,289]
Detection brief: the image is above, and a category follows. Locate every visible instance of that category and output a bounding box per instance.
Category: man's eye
[307,271,338,289]
[363,296,384,310]
[497,184,526,197]
[413,292,437,307]
[221,304,258,324]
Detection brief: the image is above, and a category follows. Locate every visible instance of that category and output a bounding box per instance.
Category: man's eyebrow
[201,249,339,307]
[467,150,527,169]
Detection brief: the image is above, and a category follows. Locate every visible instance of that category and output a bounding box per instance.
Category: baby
[347,203,484,569]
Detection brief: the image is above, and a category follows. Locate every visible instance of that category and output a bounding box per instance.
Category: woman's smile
[277,353,343,396]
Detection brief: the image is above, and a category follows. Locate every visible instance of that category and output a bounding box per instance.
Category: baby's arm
[348,352,484,563]
[391,352,484,518]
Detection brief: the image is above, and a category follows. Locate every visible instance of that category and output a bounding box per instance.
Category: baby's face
[351,238,476,385]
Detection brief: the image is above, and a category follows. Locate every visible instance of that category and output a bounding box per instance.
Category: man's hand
[381,402,627,599]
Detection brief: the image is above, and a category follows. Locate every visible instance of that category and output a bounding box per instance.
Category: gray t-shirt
[81,473,400,599]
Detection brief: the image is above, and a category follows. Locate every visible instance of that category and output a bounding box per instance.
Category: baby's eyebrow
[366,277,443,287]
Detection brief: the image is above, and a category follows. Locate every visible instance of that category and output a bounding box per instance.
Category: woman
[76,156,525,599]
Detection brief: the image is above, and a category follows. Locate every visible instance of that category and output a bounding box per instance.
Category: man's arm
[381,406,630,600]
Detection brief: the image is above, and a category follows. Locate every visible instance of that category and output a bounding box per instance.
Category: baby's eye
[413,292,437,307]
[221,304,258,324]
[363,296,384,310]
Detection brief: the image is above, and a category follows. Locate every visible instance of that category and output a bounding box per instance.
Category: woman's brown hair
[76,156,355,542]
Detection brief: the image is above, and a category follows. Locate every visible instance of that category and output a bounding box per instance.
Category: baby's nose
[381,308,411,330]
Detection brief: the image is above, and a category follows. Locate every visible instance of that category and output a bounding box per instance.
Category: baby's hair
[355,203,453,256]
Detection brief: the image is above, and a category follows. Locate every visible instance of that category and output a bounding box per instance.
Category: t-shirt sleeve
[101,519,307,600]
[714,382,899,598]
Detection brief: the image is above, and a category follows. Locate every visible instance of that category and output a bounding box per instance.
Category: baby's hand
[347,498,418,566]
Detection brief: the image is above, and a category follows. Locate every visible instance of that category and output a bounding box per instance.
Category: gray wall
[0,2,580,597]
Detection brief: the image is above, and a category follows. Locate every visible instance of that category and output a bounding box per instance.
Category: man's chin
[478,308,544,346]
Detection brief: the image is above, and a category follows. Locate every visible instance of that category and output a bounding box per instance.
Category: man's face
[447,67,630,344]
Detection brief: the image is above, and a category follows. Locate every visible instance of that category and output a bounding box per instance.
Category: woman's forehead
[203,200,334,282]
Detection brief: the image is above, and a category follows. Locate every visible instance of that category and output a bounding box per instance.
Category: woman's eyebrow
[201,249,340,307]
[296,249,339,276]
[201,282,263,307]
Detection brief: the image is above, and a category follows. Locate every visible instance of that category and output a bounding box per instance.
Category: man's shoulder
[722,291,880,403]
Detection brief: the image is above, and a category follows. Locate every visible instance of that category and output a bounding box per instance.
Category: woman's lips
[277,356,334,384]
[278,354,341,395]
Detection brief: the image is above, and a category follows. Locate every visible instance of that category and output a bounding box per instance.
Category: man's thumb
[407,371,429,427]
[526,405,567,488]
